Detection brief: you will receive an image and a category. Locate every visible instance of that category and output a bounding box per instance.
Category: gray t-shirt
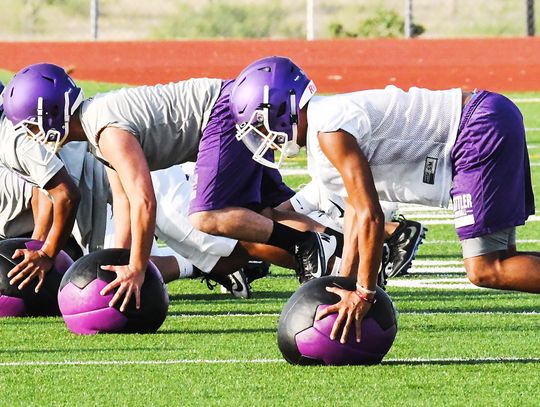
[80,78,222,170]
[0,164,34,238]
[0,114,65,189]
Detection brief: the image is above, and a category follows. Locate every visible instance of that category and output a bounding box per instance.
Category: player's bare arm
[314,129,384,343]
[8,168,80,292]
[105,165,132,249]
[97,127,157,312]
[30,187,53,241]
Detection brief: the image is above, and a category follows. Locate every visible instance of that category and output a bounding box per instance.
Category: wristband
[355,282,376,296]
[353,289,377,304]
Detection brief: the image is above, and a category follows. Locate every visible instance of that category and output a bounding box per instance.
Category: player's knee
[464,256,503,288]
[189,211,219,235]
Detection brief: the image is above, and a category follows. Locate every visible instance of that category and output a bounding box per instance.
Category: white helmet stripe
[299,80,317,109]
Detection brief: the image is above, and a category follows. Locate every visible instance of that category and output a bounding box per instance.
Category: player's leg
[463,229,540,292]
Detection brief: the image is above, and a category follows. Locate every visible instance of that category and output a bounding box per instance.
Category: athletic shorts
[450,90,535,240]
[104,166,238,273]
[461,227,516,258]
[189,80,295,214]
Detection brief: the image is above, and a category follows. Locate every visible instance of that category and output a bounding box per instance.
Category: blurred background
[0,0,537,41]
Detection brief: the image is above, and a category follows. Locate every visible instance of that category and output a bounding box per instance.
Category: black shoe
[242,260,270,284]
[377,243,390,290]
[294,232,337,284]
[195,268,252,299]
[385,215,427,278]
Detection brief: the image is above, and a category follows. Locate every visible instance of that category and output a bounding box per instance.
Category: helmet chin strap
[284,90,301,158]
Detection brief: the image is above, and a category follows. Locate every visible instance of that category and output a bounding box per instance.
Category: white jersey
[0,164,34,238]
[307,86,462,208]
[0,114,64,188]
[79,78,222,170]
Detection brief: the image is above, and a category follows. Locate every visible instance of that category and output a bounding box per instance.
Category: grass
[0,80,539,406]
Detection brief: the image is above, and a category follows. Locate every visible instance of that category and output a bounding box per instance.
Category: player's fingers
[100,278,120,296]
[9,263,31,284]
[330,311,346,341]
[315,304,338,321]
[119,285,133,313]
[134,286,141,310]
[7,260,27,278]
[340,313,354,344]
[355,319,362,343]
[18,271,37,291]
[11,249,24,260]
[100,265,116,272]
[108,283,126,308]
[34,274,46,293]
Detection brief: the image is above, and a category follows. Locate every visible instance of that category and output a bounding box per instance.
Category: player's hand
[7,249,55,292]
[100,264,145,312]
[315,285,372,344]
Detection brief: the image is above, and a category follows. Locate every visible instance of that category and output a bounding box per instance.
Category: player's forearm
[112,195,132,248]
[129,197,156,272]
[339,201,360,278]
[355,209,384,291]
[30,188,53,241]
[41,187,80,258]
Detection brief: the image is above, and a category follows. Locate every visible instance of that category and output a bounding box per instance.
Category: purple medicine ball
[0,238,74,317]
[277,276,398,365]
[58,248,169,335]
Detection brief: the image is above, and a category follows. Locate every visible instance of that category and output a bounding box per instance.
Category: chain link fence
[0,0,537,41]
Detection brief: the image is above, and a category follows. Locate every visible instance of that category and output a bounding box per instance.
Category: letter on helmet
[229,56,316,169]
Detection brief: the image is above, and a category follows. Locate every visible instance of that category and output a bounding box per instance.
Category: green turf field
[0,79,539,406]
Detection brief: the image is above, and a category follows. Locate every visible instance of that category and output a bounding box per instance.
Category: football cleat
[385,215,427,278]
[294,232,337,284]
[242,260,270,284]
[196,268,252,299]
[377,243,390,290]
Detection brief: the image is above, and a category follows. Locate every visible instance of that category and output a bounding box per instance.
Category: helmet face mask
[3,63,84,165]
[230,56,316,169]
[234,84,306,169]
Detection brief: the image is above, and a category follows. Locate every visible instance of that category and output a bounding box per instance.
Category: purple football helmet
[230,56,316,169]
[2,63,83,162]
[0,80,4,114]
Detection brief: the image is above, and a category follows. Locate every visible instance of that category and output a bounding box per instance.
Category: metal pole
[404,0,413,38]
[527,0,535,36]
[306,0,314,40]
[90,0,99,40]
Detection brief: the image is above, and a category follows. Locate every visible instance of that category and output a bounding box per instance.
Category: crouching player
[229,55,539,344]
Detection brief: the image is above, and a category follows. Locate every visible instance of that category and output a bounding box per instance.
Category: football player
[276,179,427,279]
[230,56,537,343]
[0,63,335,310]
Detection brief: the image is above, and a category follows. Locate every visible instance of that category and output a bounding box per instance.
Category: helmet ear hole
[276,102,287,118]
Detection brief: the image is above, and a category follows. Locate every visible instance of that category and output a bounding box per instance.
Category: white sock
[157,247,194,279]
[330,257,342,276]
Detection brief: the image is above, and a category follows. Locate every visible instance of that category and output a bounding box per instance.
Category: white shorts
[152,166,237,272]
[104,165,238,273]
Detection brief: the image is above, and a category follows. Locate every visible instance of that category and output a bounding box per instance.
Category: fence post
[404,0,413,38]
[306,0,314,40]
[90,0,99,40]
[527,0,535,36]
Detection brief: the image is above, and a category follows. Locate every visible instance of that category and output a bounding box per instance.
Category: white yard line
[0,356,538,367]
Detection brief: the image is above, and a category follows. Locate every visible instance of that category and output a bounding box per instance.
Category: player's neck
[296,105,309,147]
[67,110,86,142]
